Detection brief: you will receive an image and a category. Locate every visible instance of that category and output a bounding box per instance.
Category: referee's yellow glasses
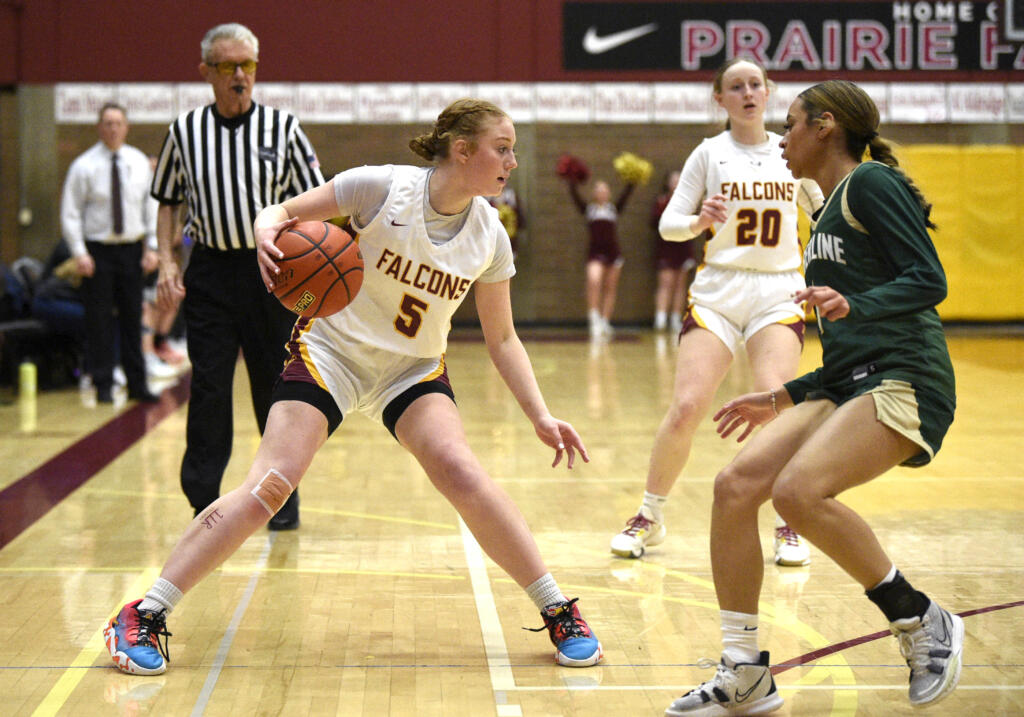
[206,60,258,75]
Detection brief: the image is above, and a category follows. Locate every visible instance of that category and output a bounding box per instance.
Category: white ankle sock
[720,609,760,664]
[641,491,667,524]
[526,573,565,611]
[869,564,898,591]
[139,577,183,614]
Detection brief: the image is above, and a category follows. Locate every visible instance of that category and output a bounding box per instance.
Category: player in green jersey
[664,80,962,717]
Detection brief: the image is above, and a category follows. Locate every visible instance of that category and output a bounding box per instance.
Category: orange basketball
[272,221,363,318]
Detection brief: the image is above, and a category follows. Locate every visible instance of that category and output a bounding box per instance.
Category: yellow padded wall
[899,145,1024,321]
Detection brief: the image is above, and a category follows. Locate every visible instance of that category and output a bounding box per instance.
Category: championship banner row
[55,81,1024,125]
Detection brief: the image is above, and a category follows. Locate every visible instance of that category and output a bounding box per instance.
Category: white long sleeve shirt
[60,142,156,257]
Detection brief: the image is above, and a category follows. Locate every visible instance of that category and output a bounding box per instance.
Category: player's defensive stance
[103,99,602,675]
[665,80,963,716]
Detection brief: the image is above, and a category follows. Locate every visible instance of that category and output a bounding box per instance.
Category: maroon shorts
[588,236,623,265]
[655,239,697,271]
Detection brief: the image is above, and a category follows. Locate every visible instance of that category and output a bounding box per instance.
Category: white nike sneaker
[665,651,783,716]
[890,600,964,707]
[610,507,665,558]
[773,522,810,566]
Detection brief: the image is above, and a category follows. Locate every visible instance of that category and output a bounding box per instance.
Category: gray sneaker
[665,651,783,716]
[890,600,964,707]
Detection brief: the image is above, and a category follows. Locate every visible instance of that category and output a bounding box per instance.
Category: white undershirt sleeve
[658,143,709,242]
[332,165,394,228]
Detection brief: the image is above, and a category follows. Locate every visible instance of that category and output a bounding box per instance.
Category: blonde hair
[798,80,935,228]
[409,99,508,162]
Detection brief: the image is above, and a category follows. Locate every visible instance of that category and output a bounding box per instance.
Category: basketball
[271,221,364,318]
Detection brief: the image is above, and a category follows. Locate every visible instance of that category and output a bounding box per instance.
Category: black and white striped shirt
[151,102,324,251]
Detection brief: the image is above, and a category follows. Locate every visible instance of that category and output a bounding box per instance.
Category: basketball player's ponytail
[409,98,508,163]
[799,81,936,229]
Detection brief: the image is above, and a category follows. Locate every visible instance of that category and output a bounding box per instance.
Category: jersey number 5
[395,293,429,338]
[735,209,782,247]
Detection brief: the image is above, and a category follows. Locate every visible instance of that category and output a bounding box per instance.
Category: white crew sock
[720,609,760,664]
[869,563,898,591]
[526,573,565,611]
[641,490,668,524]
[654,311,667,330]
[139,577,183,614]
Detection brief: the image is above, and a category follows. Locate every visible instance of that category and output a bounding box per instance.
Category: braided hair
[409,99,508,162]
[798,80,935,228]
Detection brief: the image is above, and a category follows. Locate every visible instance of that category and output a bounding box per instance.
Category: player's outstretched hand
[794,285,850,321]
[713,392,776,443]
[256,216,298,291]
[534,416,590,469]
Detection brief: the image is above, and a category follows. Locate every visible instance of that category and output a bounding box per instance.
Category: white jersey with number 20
[661,131,823,272]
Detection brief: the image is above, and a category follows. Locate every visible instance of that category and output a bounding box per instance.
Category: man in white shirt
[61,103,159,403]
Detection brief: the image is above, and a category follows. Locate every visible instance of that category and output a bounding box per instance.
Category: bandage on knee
[250,469,295,516]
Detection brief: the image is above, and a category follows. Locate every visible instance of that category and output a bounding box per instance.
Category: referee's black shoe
[268,491,300,531]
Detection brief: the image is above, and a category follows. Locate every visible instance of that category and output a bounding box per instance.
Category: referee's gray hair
[201,23,259,62]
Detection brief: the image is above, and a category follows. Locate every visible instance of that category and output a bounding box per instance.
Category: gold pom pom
[613,152,653,185]
[497,203,518,237]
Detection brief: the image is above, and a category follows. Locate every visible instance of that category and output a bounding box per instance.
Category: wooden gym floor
[1,327,1022,716]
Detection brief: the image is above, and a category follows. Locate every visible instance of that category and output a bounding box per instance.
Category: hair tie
[866,130,879,141]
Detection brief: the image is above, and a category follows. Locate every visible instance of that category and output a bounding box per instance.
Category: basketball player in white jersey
[103,99,602,676]
[610,59,824,567]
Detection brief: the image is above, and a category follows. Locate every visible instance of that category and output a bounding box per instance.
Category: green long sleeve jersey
[785,161,955,406]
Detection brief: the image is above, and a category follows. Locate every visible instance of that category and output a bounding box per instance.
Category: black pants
[81,241,146,395]
[180,244,297,512]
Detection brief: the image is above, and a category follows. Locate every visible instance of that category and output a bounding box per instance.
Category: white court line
[459,518,522,717]
[190,534,276,717]
[504,684,1024,692]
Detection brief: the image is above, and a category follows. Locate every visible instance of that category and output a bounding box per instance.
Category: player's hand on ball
[256,216,298,291]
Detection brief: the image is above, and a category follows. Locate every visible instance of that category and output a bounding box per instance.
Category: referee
[153,22,324,529]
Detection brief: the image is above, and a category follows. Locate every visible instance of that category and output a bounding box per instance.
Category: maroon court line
[0,377,190,550]
[772,599,1024,675]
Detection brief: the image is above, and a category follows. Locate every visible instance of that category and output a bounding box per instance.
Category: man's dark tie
[111,153,124,235]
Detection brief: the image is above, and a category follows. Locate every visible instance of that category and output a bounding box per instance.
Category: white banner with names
[55,81,1016,125]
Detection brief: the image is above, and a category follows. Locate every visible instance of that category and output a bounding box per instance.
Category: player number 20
[735,208,782,247]
[395,293,429,338]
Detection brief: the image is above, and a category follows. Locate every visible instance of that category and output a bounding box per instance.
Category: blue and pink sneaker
[103,599,172,675]
[528,597,603,667]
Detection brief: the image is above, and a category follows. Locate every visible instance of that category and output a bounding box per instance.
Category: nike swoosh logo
[734,670,766,704]
[390,219,407,226]
[582,23,658,55]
